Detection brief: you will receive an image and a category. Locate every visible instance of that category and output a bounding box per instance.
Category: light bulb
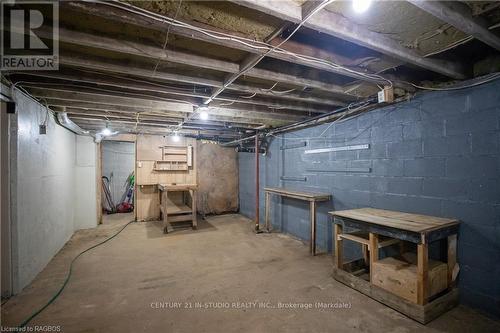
[172,133,180,142]
[352,0,372,13]
[199,110,209,120]
[101,128,112,136]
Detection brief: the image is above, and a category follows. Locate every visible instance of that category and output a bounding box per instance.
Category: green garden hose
[18,220,135,328]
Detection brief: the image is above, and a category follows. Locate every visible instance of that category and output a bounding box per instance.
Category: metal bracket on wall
[280,176,307,181]
[280,141,307,150]
[304,144,369,154]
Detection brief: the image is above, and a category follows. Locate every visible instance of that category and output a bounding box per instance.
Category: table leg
[369,233,379,283]
[190,189,197,230]
[265,192,270,232]
[162,190,174,234]
[334,224,343,269]
[310,201,316,256]
[362,244,369,266]
[447,234,457,287]
[417,243,429,305]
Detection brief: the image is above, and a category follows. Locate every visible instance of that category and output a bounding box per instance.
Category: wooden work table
[158,184,198,233]
[330,208,460,323]
[264,187,331,255]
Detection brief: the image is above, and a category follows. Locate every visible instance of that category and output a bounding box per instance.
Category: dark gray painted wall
[238,79,500,318]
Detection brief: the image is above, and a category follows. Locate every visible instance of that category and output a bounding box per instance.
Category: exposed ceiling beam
[65,110,260,130]
[63,1,386,85]
[13,73,334,113]
[408,0,500,52]
[57,56,348,106]
[67,114,253,132]
[231,0,468,79]
[30,26,353,98]
[31,90,305,123]
[51,103,279,126]
[71,119,245,138]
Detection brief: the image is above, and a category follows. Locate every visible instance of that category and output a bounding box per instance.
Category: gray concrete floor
[2,214,499,332]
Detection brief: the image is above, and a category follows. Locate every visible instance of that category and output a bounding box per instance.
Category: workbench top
[264,187,331,201]
[330,208,459,234]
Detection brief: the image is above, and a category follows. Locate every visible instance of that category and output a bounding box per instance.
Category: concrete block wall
[239,79,500,318]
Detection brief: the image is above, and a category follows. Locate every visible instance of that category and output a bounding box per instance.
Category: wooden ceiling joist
[231,0,468,79]
[30,25,354,100]
[408,0,500,52]
[13,73,335,114]
[57,57,348,106]
[64,1,388,85]
[31,90,305,123]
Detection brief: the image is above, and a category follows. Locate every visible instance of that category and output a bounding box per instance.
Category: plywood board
[196,142,238,214]
[136,185,160,221]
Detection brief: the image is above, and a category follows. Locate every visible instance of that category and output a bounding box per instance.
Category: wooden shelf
[166,203,192,215]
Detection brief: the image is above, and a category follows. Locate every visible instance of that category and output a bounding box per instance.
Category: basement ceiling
[3,0,500,142]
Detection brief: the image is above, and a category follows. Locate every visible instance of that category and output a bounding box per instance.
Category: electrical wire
[17,220,135,328]
[407,72,500,91]
[88,0,391,88]
[151,0,183,77]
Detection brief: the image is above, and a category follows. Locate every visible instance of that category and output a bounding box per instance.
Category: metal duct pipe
[56,112,90,135]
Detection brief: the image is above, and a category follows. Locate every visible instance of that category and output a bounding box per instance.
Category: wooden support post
[190,189,197,230]
[417,243,429,305]
[369,233,379,283]
[334,224,343,269]
[362,244,369,266]
[447,234,457,287]
[265,191,271,232]
[310,201,316,256]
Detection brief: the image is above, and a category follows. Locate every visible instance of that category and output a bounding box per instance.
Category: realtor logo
[1,0,59,70]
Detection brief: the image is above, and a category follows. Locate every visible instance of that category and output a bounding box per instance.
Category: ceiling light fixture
[199,110,209,120]
[172,132,180,142]
[101,127,112,136]
[352,0,372,13]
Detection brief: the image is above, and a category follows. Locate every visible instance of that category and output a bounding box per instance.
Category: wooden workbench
[264,187,331,255]
[330,208,460,323]
[158,184,198,233]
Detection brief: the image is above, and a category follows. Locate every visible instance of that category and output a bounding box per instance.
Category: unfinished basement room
[1,0,500,332]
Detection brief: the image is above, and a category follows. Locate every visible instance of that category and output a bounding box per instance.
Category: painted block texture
[239,79,500,318]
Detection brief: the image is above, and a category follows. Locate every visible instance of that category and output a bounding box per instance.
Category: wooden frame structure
[264,187,331,256]
[158,184,198,233]
[330,208,460,324]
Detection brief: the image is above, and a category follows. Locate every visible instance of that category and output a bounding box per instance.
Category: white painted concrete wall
[11,90,98,293]
[74,136,97,230]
